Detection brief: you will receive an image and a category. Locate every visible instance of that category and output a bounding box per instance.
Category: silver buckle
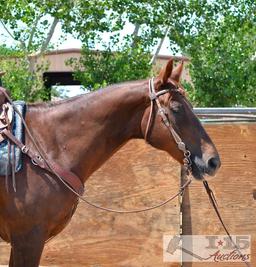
[21,145,29,154]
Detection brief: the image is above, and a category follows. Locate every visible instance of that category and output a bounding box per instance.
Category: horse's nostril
[208,156,220,172]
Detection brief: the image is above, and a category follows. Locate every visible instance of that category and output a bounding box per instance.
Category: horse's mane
[28,94,84,109]
[28,80,147,111]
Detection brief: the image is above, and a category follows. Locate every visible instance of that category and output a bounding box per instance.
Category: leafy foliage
[66,0,256,106]
[0,50,48,101]
[0,1,72,101]
[0,0,255,106]
[68,39,151,90]
[170,1,256,107]
[185,20,256,107]
[0,45,22,57]
[64,1,189,90]
[0,0,73,53]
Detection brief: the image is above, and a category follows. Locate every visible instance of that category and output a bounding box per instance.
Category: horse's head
[142,59,220,180]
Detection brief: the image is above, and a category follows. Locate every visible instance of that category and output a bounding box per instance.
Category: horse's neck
[27,81,149,182]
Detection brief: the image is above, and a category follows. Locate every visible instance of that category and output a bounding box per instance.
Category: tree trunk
[150,26,170,65]
[39,17,59,55]
[131,23,140,48]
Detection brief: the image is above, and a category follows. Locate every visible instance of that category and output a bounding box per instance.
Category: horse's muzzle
[191,155,221,180]
[205,155,221,176]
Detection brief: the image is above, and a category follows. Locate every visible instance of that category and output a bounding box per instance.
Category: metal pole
[194,107,256,115]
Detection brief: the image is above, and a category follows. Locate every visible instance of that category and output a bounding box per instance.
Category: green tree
[67,0,256,101]
[0,0,255,106]
[0,0,73,54]
[0,55,47,101]
[0,1,73,101]
[185,18,256,107]
[171,1,256,107]
[68,40,151,90]
[0,45,48,101]
[64,1,191,89]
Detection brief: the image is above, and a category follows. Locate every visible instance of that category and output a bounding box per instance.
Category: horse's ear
[158,58,173,84]
[171,61,184,83]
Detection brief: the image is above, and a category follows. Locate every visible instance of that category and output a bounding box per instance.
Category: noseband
[145,78,192,175]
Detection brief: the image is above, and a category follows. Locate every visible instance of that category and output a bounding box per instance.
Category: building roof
[31,48,190,61]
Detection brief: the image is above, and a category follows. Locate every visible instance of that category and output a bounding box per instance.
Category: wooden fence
[0,115,256,267]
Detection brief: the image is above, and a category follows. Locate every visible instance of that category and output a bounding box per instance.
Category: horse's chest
[48,198,79,238]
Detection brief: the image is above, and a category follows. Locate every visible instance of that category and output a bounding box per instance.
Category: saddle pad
[0,101,26,176]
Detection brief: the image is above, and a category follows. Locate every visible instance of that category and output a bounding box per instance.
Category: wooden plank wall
[41,141,181,267]
[0,140,181,267]
[0,124,255,267]
[183,124,256,267]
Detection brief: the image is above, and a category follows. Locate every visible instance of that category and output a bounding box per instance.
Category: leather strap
[145,78,192,174]
[145,78,186,150]
[1,129,84,195]
[75,176,192,213]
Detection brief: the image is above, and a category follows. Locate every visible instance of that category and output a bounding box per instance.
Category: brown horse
[0,59,220,267]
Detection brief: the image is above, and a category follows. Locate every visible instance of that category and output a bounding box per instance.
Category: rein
[65,77,193,213]
[0,85,192,213]
[203,180,252,267]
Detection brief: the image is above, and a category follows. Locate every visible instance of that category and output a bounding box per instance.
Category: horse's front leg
[10,225,45,267]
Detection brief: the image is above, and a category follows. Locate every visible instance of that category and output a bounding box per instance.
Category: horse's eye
[170,101,182,113]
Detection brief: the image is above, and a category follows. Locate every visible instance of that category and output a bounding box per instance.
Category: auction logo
[163,235,251,262]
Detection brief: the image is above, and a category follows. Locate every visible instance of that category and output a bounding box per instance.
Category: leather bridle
[145,77,192,176]
[143,79,251,267]
[0,83,192,213]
